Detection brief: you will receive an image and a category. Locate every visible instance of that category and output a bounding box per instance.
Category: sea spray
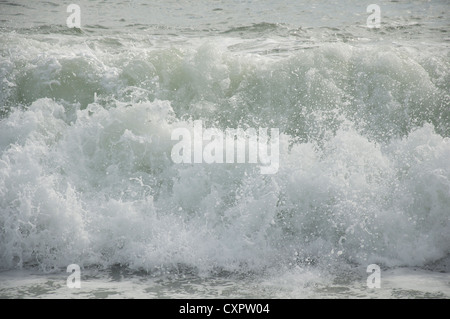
[0,2,449,298]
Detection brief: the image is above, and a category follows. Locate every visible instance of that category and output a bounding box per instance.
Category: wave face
[0,1,449,274]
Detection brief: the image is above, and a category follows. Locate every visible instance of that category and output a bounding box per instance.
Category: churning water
[0,0,449,298]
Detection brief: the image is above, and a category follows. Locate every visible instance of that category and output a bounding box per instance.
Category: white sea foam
[0,0,449,298]
[0,94,448,272]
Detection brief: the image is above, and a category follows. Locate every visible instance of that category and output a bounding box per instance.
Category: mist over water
[0,0,449,298]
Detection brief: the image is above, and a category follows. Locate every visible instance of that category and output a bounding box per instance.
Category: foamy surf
[1,0,449,299]
[1,265,449,298]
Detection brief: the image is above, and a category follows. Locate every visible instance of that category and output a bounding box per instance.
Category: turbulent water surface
[0,0,449,298]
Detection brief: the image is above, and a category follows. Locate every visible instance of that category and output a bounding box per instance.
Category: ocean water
[0,0,449,299]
